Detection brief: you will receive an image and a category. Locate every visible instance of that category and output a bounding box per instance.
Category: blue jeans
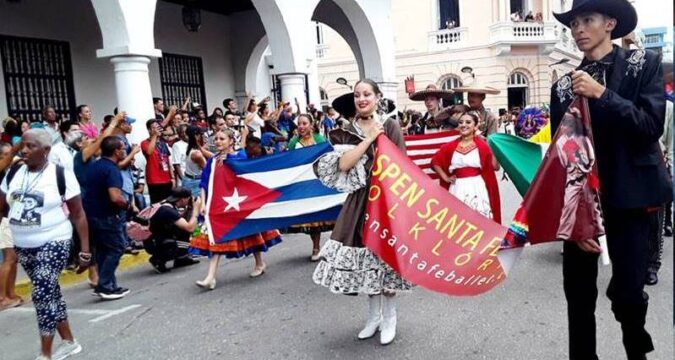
[89,216,126,293]
[182,177,201,198]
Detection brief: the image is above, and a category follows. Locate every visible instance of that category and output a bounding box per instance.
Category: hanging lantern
[182,6,201,32]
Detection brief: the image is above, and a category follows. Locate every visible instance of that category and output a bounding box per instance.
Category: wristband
[78,252,92,261]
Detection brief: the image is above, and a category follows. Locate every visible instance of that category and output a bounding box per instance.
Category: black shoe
[645,272,658,286]
[99,288,128,300]
[114,287,131,296]
[173,256,199,268]
[150,257,170,274]
[663,225,672,237]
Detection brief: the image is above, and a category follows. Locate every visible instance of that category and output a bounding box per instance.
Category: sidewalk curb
[15,251,151,298]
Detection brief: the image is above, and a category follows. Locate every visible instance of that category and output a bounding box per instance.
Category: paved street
[1,178,673,360]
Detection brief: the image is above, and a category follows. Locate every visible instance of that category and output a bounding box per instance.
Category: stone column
[110,56,154,144]
[278,73,307,112]
[500,0,510,21]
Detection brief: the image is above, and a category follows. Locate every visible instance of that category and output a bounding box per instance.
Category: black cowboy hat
[553,0,637,40]
[331,93,396,119]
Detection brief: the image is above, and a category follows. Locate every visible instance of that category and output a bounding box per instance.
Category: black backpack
[5,162,66,200]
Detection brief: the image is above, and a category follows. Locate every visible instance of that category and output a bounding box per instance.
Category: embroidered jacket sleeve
[595,51,665,144]
[313,128,369,193]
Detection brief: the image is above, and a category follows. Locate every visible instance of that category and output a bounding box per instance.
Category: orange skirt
[189,230,282,259]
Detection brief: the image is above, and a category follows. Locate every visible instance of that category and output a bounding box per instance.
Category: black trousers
[563,207,654,360]
[148,183,173,204]
[646,208,664,273]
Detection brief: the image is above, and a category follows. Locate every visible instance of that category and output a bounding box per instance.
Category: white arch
[330,0,395,83]
[245,35,273,99]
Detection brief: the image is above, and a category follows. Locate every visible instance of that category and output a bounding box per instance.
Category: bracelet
[78,252,92,261]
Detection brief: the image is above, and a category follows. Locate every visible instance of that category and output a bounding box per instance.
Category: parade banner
[503,97,605,248]
[363,136,516,296]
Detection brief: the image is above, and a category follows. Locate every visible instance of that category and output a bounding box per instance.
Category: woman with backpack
[0,129,91,360]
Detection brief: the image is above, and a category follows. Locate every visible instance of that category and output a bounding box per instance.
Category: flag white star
[223,188,248,212]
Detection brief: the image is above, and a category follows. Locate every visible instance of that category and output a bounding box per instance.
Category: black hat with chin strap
[552,0,637,40]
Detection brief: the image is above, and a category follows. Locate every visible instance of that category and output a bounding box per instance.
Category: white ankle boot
[380,295,397,345]
[357,295,382,339]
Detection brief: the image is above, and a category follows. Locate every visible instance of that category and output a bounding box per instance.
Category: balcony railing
[428,27,467,51]
[489,21,557,44]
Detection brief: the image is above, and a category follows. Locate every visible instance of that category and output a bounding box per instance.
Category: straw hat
[452,79,501,95]
[409,84,455,101]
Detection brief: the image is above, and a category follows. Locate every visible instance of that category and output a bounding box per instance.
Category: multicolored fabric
[189,228,282,259]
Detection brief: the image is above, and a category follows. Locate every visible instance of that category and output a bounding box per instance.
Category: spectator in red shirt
[141,119,173,203]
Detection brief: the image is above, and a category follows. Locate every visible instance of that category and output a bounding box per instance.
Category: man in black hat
[549,1,672,359]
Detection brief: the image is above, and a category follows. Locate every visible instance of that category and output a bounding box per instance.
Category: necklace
[20,162,48,200]
[299,135,315,147]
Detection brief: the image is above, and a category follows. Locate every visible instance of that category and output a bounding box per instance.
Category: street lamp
[336,77,352,90]
[182,6,201,32]
[460,66,475,78]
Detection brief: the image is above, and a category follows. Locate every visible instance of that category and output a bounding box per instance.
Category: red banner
[515,97,605,245]
[364,136,510,296]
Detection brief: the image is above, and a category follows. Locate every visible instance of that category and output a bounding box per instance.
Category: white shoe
[195,279,216,290]
[250,263,266,278]
[52,339,82,360]
[34,355,49,360]
[380,296,397,345]
[358,295,382,340]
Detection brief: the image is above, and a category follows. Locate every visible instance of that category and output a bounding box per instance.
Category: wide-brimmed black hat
[553,0,637,40]
[331,93,396,119]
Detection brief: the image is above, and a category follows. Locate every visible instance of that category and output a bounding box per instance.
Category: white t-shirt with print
[1,163,80,248]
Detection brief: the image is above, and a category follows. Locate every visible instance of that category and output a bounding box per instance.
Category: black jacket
[550,45,672,209]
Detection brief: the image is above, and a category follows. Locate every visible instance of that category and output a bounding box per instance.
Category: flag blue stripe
[270,179,341,203]
[217,206,341,242]
[227,142,333,174]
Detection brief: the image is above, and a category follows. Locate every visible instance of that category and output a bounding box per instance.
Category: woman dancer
[312,79,412,345]
[430,112,501,223]
[190,127,282,289]
[287,113,333,261]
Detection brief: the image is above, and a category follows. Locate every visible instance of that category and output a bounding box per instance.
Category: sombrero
[409,84,455,101]
[331,92,396,119]
[552,0,637,40]
[452,80,501,95]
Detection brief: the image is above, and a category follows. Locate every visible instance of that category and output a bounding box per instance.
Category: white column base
[110,56,154,144]
[278,73,307,113]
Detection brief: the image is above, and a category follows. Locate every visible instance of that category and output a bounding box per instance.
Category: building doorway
[507,71,529,110]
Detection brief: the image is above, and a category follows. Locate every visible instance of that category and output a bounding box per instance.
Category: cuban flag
[205,143,347,243]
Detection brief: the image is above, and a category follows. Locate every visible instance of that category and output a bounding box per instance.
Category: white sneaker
[34,355,49,360]
[52,339,82,360]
